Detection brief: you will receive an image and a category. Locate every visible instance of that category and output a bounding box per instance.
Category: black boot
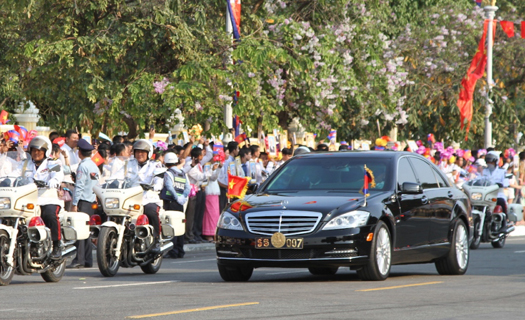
[51,241,62,260]
[150,238,161,255]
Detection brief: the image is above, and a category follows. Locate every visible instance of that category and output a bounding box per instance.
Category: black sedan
[216,151,472,281]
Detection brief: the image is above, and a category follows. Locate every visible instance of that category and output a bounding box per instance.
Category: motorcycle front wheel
[0,231,14,286]
[41,260,66,282]
[97,227,120,277]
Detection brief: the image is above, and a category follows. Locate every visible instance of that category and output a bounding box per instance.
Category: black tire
[435,220,469,275]
[470,219,481,250]
[140,255,163,274]
[97,227,120,277]
[218,264,253,282]
[356,221,391,281]
[0,231,14,286]
[308,267,338,275]
[41,260,66,283]
[491,236,506,248]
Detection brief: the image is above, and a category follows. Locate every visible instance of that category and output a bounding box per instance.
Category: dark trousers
[192,191,206,240]
[163,200,185,258]
[184,196,196,241]
[219,186,228,213]
[144,203,161,238]
[41,205,61,242]
[72,200,95,266]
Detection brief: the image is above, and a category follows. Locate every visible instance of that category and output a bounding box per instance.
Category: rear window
[264,157,392,192]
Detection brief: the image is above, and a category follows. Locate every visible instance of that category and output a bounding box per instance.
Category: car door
[393,157,430,262]
[427,166,455,254]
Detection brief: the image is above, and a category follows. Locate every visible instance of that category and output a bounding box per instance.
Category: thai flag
[226,0,241,41]
[14,125,28,140]
[327,130,337,140]
[233,115,242,137]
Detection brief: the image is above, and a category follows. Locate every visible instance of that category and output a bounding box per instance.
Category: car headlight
[105,198,120,209]
[322,210,370,230]
[0,198,10,209]
[471,193,482,201]
[218,212,243,231]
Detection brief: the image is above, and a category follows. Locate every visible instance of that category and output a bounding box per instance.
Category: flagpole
[484,2,498,148]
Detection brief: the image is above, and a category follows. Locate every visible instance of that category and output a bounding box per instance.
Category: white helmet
[164,152,178,165]
[293,146,310,156]
[28,136,53,158]
[133,139,154,159]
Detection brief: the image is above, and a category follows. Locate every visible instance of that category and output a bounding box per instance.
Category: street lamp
[484,1,498,148]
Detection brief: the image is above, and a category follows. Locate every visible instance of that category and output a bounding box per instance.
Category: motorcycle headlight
[105,198,120,209]
[0,197,10,209]
[322,210,370,230]
[218,212,243,231]
[471,193,482,201]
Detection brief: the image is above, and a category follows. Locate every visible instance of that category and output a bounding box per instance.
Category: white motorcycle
[463,177,515,249]
[0,176,90,286]
[91,178,185,277]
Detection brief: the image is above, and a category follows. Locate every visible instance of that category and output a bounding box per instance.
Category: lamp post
[484,2,498,148]
[224,3,234,144]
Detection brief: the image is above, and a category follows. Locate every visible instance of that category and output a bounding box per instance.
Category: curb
[183,243,216,252]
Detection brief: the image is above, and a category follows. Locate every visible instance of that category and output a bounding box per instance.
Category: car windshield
[264,156,392,192]
[0,176,34,188]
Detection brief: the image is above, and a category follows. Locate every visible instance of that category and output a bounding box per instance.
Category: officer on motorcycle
[16,136,65,259]
[482,151,509,232]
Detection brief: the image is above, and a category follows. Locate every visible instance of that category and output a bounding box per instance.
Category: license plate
[255,237,304,249]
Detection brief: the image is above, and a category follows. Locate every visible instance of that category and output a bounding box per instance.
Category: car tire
[491,236,506,248]
[218,264,253,282]
[470,219,481,250]
[356,221,391,281]
[435,220,469,275]
[308,267,338,275]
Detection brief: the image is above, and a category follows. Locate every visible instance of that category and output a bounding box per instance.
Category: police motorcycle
[0,152,90,286]
[462,177,515,249]
[90,154,185,277]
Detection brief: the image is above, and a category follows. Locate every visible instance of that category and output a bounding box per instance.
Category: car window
[264,157,392,192]
[397,157,417,188]
[433,167,449,187]
[410,158,439,189]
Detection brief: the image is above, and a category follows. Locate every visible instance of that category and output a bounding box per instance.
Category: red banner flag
[457,20,495,140]
[0,110,9,125]
[227,173,250,199]
[522,21,525,38]
[500,21,515,38]
[91,151,105,166]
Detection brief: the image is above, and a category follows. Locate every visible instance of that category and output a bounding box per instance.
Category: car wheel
[491,236,506,248]
[435,220,469,275]
[308,267,338,275]
[470,218,481,250]
[356,221,391,281]
[217,264,253,282]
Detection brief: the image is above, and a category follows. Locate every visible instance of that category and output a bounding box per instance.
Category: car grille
[245,211,322,236]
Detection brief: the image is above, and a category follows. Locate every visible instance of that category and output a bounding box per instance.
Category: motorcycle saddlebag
[160,210,185,237]
[60,212,90,240]
[508,204,523,222]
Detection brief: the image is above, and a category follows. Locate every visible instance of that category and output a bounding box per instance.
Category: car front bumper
[216,226,373,268]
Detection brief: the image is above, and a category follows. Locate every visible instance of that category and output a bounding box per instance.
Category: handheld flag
[213,144,226,163]
[227,172,251,199]
[92,151,105,166]
[359,165,376,198]
[327,130,337,141]
[226,0,241,41]
[0,110,9,125]
[53,137,66,147]
[14,125,28,140]
[4,130,20,144]
[235,133,247,144]
[233,115,242,137]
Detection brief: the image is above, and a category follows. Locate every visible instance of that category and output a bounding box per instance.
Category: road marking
[266,270,307,275]
[356,281,443,292]
[170,258,216,264]
[514,250,525,253]
[127,302,259,319]
[73,280,178,290]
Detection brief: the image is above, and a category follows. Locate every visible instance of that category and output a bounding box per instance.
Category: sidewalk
[510,225,525,237]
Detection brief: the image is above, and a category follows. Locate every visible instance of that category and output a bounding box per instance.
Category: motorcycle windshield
[0,176,34,188]
[100,178,137,190]
[106,156,140,187]
[465,177,496,187]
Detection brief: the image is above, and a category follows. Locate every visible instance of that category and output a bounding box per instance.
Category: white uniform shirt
[60,144,80,166]
[15,158,65,206]
[482,167,509,199]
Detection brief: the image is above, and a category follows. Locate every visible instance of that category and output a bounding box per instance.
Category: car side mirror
[400,182,422,194]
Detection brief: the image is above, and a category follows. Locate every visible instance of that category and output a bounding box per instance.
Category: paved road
[2,236,525,320]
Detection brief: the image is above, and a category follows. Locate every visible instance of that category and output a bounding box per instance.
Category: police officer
[16,136,64,259]
[69,139,99,268]
[160,152,190,258]
[483,151,510,232]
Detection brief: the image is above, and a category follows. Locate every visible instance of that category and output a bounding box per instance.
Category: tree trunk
[123,117,139,140]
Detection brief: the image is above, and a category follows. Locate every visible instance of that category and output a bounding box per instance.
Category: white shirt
[60,143,80,166]
[15,158,65,206]
[182,145,213,173]
[482,167,509,199]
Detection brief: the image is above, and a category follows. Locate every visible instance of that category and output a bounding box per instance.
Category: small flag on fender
[359,165,376,197]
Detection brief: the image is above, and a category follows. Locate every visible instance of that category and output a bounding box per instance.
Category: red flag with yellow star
[0,110,9,125]
[227,172,250,199]
[91,151,105,166]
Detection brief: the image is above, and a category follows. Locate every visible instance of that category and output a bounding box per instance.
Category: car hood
[230,191,389,217]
